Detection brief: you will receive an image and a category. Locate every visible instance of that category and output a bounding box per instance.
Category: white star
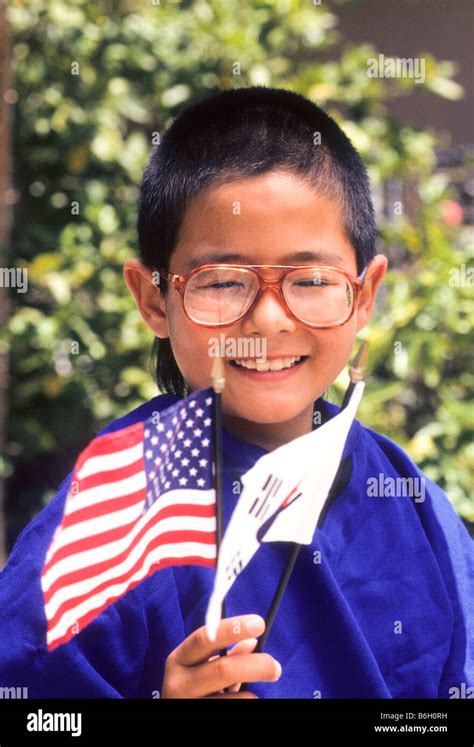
[194,428,202,437]
[186,419,193,428]
[191,448,200,457]
[157,422,165,432]
[149,470,156,479]
[160,444,167,453]
[145,450,153,459]
[175,450,182,458]
[167,463,173,471]
[177,431,184,440]
[197,478,205,487]
[196,408,204,417]
[151,436,158,445]
[172,468,179,477]
[144,429,150,438]
[165,481,171,489]
[180,408,186,418]
[203,418,211,427]
[199,459,208,467]
[179,477,188,486]
[202,438,210,447]
[172,416,178,425]
[189,467,197,476]
[189,401,196,408]
[205,397,212,406]
[181,458,190,466]
[183,438,191,447]
[166,430,173,439]
[154,457,161,466]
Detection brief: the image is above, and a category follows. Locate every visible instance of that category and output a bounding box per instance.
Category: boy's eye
[196,281,245,290]
[291,279,331,288]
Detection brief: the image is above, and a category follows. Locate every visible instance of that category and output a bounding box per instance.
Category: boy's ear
[355,254,388,332]
[123,259,169,339]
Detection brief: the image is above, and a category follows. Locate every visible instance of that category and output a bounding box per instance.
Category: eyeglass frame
[154,263,368,329]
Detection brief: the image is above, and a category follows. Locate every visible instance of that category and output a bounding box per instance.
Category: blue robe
[0,394,472,698]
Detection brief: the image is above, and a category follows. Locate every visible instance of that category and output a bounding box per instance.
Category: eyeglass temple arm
[358,266,368,284]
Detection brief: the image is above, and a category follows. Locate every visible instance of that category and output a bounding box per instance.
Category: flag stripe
[47,539,216,647]
[60,489,147,529]
[74,424,144,474]
[54,490,215,548]
[44,504,216,603]
[75,456,144,494]
[64,471,147,516]
[44,488,146,574]
[47,492,146,562]
[43,489,215,589]
[47,555,216,652]
[46,529,217,630]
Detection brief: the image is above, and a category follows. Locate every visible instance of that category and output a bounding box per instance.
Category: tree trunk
[0,0,13,568]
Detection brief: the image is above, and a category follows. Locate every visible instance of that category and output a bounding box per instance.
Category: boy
[0,87,472,698]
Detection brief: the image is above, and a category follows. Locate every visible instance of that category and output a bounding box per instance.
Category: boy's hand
[162,614,282,698]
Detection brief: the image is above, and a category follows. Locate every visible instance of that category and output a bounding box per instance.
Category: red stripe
[44,501,214,585]
[73,422,144,474]
[45,529,217,632]
[281,481,302,508]
[60,489,145,530]
[42,486,146,574]
[47,555,216,652]
[74,457,144,494]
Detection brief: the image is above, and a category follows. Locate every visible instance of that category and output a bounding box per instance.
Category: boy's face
[125,171,387,446]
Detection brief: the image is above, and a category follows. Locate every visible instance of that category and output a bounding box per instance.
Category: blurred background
[0,0,472,566]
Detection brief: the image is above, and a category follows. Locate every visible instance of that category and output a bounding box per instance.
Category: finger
[205,691,259,699]
[228,638,259,656]
[174,615,265,667]
[204,639,259,694]
[181,652,281,698]
[227,638,258,693]
[208,636,258,662]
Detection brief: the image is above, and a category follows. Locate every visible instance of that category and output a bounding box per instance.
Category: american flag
[42,388,217,652]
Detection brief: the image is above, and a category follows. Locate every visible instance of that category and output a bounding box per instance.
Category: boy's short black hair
[137,86,377,397]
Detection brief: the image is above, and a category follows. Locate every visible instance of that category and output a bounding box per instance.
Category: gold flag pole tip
[211,355,226,393]
[349,340,369,383]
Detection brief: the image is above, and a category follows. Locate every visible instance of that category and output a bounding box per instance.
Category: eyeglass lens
[183,267,355,326]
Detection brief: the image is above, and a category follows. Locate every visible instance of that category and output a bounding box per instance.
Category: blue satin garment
[0,393,472,698]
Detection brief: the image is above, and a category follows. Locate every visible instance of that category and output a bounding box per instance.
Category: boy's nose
[240,286,298,337]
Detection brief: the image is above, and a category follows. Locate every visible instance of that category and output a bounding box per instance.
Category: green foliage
[5,0,472,538]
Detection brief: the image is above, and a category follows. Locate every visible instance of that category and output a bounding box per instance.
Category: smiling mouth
[228,355,308,372]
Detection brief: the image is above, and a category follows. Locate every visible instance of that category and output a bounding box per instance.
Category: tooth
[233,356,304,371]
[269,359,283,371]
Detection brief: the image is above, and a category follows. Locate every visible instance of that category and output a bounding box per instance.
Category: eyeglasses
[155,264,368,329]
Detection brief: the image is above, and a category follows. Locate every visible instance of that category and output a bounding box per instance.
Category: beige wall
[334,0,473,146]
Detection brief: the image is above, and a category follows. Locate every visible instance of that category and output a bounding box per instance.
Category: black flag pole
[211,354,227,658]
[243,340,370,666]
